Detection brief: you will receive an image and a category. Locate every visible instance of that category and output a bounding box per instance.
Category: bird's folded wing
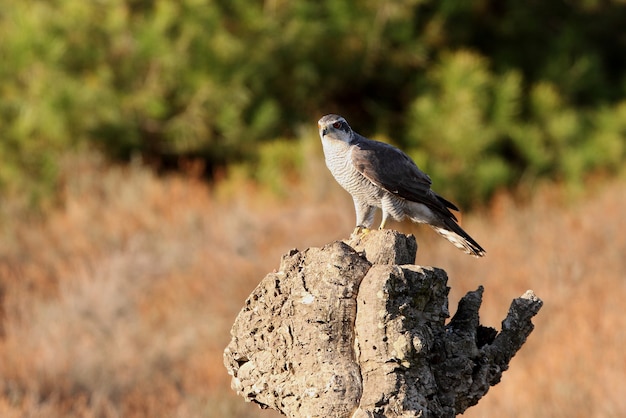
[350,136,458,217]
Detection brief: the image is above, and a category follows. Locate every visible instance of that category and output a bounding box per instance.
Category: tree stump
[224,230,542,417]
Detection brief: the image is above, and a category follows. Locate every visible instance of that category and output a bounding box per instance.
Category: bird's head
[318,114,353,143]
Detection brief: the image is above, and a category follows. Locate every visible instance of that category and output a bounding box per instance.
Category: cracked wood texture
[224,230,543,417]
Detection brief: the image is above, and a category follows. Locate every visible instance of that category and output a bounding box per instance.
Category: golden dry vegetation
[0,150,624,418]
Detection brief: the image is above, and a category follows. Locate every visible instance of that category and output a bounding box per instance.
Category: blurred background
[1,1,625,417]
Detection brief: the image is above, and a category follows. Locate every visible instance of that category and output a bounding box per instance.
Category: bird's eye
[333,121,342,129]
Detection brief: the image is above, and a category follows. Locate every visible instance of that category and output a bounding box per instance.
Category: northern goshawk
[318,114,485,257]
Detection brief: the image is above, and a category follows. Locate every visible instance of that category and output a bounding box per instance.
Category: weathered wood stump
[224,230,542,417]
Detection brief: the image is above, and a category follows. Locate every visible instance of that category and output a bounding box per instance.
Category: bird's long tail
[429,220,486,257]
[406,194,486,257]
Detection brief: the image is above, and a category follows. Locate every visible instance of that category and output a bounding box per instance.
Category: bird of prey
[318,114,485,257]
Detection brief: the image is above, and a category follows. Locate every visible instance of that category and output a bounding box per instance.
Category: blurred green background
[2,0,626,207]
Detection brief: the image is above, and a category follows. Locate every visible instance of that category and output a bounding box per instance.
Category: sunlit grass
[0,152,624,417]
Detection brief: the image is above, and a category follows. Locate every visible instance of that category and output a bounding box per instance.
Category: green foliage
[407,51,626,205]
[252,139,305,196]
[1,0,626,206]
[407,51,521,204]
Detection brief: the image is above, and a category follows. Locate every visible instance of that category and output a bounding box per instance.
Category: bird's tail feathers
[435,194,459,212]
[429,222,486,257]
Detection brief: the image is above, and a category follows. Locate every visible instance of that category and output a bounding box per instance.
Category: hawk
[318,114,485,257]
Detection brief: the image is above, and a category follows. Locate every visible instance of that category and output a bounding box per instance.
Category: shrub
[1,0,625,206]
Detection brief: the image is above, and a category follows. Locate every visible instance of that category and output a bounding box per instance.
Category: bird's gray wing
[350,135,459,218]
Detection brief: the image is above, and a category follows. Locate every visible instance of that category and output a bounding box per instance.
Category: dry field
[0,151,624,417]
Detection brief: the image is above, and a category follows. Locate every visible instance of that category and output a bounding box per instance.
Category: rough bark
[224,230,542,417]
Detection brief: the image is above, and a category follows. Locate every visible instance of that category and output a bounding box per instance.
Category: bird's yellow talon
[352,226,371,236]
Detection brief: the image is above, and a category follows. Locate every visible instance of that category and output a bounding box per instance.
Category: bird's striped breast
[322,139,383,206]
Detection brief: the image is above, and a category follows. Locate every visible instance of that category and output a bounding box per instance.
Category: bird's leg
[379,208,391,230]
[352,201,375,237]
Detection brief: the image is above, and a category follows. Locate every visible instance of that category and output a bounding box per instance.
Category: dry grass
[0,151,624,417]
[454,180,626,418]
